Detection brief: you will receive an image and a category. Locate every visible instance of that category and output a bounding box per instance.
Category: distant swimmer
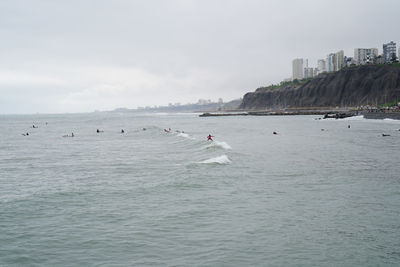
[382,134,391,137]
[62,133,74,137]
[96,129,104,133]
[164,129,170,133]
[207,134,214,141]
[321,129,325,131]
[121,129,125,133]
[273,131,278,135]
[22,132,29,136]
[142,128,147,131]
[32,125,38,128]
[348,125,351,128]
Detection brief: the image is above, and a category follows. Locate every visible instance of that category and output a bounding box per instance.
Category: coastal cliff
[239,64,400,110]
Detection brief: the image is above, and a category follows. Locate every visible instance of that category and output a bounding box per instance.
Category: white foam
[177,133,194,139]
[342,115,365,121]
[203,141,232,150]
[200,155,231,164]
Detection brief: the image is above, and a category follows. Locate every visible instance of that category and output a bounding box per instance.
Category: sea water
[0,112,399,266]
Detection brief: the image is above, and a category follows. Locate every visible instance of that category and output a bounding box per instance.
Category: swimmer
[348,125,351,128]
[22,132,29,136]
[142,128,147,131]
[121,129,125,133]
[273,131,278,135]
[382,134,391,137]
[207,134,214,141]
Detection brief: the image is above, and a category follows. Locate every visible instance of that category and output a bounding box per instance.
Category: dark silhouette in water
[382,134,391,137]
[121,129,125,133]
[273,131,278,135]
[207,134,214,141]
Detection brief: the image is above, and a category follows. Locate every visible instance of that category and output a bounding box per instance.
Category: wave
[177,132,194,139]
[203,141,232,150]
[200,155,231,164]
[342,115,365,121]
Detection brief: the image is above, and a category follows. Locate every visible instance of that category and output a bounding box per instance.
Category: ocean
[1,112,399,266]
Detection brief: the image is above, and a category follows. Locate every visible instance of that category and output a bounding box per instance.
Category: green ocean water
[1,113,399,266]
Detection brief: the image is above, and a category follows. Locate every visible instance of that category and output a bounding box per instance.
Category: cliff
[239,64,400,110]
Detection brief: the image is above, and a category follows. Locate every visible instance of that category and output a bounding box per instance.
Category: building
[292,58,306,80]
[304,67,315,79]
[344,56,356,67]
[383,41,397,63]
[326,53,336,72]
[354,48,378,65]
[317,59,326,74]
[335,50,345,71]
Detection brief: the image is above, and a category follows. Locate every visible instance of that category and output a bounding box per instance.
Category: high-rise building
[317,59,326,74]
[326,53,337,72]
[335,50,345,71]
[354,48,378,65]
[292,58,305,80]
[383,41,397,63]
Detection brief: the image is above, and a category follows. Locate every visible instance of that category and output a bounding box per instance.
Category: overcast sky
[0,0,399,114]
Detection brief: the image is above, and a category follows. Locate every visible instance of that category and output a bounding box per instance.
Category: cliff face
[239,65,400,110]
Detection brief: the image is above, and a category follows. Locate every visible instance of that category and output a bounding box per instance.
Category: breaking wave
[200,155,231,164]
[203,141,232,150]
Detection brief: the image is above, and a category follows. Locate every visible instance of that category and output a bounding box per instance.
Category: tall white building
[317,59,326,74]
[354,48,378,65]
[292,58,306,80]
[335,50,345,71]
[383,41,397,63]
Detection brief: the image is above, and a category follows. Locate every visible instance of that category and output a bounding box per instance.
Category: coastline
[200,109,400,120]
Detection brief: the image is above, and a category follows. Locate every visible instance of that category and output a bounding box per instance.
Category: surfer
[71,132,74,137]
[207,134,214,141]
[164,128,170,133]
[348,125,351,128]
[382,134,390,137]
[96,129,104,133]
[121,129,125,133]
[22,132,29,136]
[273,131,278,135]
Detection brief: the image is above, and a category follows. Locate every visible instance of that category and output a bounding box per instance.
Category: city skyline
[291,40,398,81]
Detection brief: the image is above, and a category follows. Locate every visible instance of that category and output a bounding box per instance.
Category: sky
[0,0,399,114]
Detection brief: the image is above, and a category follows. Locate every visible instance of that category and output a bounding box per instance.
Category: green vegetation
[379,101,399,108]
[256,78,314,92]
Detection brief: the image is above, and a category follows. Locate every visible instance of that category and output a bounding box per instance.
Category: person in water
[121,129,125,133]
[71,132,74,137]
[273,131,278,135]
[207,134,214,141]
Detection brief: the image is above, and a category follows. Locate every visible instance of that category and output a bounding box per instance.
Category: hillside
[239,64,400,110]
